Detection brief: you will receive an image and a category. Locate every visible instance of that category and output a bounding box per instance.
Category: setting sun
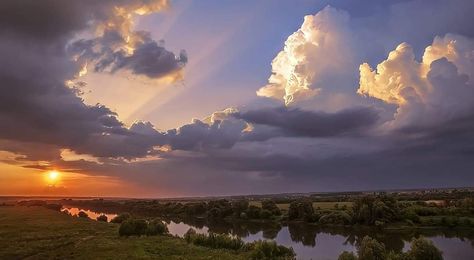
[46,170,60,184]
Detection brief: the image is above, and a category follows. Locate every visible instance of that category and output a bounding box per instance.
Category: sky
[1,0,474,197]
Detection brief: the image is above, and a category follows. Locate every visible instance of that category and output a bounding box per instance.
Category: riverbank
[0,206,254,259]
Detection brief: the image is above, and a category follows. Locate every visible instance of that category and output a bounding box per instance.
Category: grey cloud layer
[0,0,184,160]
[235,107,379,140]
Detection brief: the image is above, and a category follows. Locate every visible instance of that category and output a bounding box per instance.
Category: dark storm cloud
[0,0,180,159]
[234,107,379,140]
[167,118,246,151]
[93,37,188,79]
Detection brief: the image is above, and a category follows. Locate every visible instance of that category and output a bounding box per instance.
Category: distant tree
[184,202,207,216]
[232,200,249,217]
[338,236,444,260]
[78,211,89,218]
[406,237,443,260]
[358,236,386,260]
[111,212,131,223]
[288,199,314,221]
[352,196,400,225]
[97,214,108,222]
[44,203,62,211]
[207,199,233,218]
[146,219,169,236]
[261,200,281,216]
[260,209,272,219]
[338,251,358,260]
[246,205,262,219]
[119,219,148,236]
[207,207,222,219]
[319,211,351,225]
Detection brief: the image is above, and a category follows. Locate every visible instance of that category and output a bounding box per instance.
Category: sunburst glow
[46,170,61,184]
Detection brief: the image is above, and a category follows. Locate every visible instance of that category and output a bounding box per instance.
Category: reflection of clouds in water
[62,207,117,222]
[167,221,208,237]
[425,236,474,260]
[165,222,474,260]
[274,228,356,260]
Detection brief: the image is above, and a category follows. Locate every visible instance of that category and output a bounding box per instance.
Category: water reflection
[62,207,117,222]
[59,208,474,259]
[165,218,474,260]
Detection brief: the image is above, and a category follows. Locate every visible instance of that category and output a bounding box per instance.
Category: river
[63,207,474,260]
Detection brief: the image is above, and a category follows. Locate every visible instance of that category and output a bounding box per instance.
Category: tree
[78,211,89,218]
[111,212,131,223]
[246,205,262,219]
[146,219,169,236]
[261,200,281,216]
[352,196,401,225]
[407,237,443,260]
[288,199,314,220]
[338,251,358,260]
[358,236,386,260]
[232,200,249,217]
[97,214,108,222]
[119,219,148,236]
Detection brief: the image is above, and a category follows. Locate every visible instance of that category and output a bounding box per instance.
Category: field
[0,206,249,259]
[272,201,353,211]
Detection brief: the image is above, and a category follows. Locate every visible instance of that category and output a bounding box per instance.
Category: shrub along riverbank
[56,191,474,230]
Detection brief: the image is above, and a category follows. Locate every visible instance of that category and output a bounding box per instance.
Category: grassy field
[274,202,353,211]
[0,206,250,259]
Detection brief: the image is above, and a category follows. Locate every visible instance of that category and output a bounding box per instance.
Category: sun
[46,170,61,184]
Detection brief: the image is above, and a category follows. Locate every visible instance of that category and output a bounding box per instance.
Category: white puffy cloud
[257,6,355,106]
[358,34,474,128]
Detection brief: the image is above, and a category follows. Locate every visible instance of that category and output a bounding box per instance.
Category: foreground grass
[0,206,249,259]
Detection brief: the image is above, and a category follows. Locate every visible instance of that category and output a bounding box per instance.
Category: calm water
[62,207,117,222]
[64,207,474,260]
[167,220,474,260]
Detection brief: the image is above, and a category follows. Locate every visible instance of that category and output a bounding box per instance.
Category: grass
[0,206,250,259]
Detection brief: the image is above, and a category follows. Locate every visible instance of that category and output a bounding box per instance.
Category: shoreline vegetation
[30,188,474,231]
[3,188,473,259]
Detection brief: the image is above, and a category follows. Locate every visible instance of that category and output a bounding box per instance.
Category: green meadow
[0,206,250,260]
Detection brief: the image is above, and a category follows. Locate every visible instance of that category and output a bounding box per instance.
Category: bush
[260,209,272,219]
[78,211,89,218]
[338,251,358,260]
[402,209,421,224]
[246,205,262,219]
[358,236,386,260]
[44,203,62,211]
[184,228,295,259]
[249,240,295,260]
[111,212,131,223]
[184,229,245,251]
[319,211,351,225]
[407,237,443,260]
[338,236,444,260]
[146,219,168,236]
[288,199,314,221]
[261,200,282,216]
[97,214,108,222]
[118,219,148,236]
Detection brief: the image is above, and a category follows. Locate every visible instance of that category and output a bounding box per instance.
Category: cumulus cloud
[257,6,355,105]
[167,109,247,151]
[66,0,187,81]
[358,34,474,128]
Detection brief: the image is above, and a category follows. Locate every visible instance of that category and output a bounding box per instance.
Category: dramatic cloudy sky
[1,0,474,197]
